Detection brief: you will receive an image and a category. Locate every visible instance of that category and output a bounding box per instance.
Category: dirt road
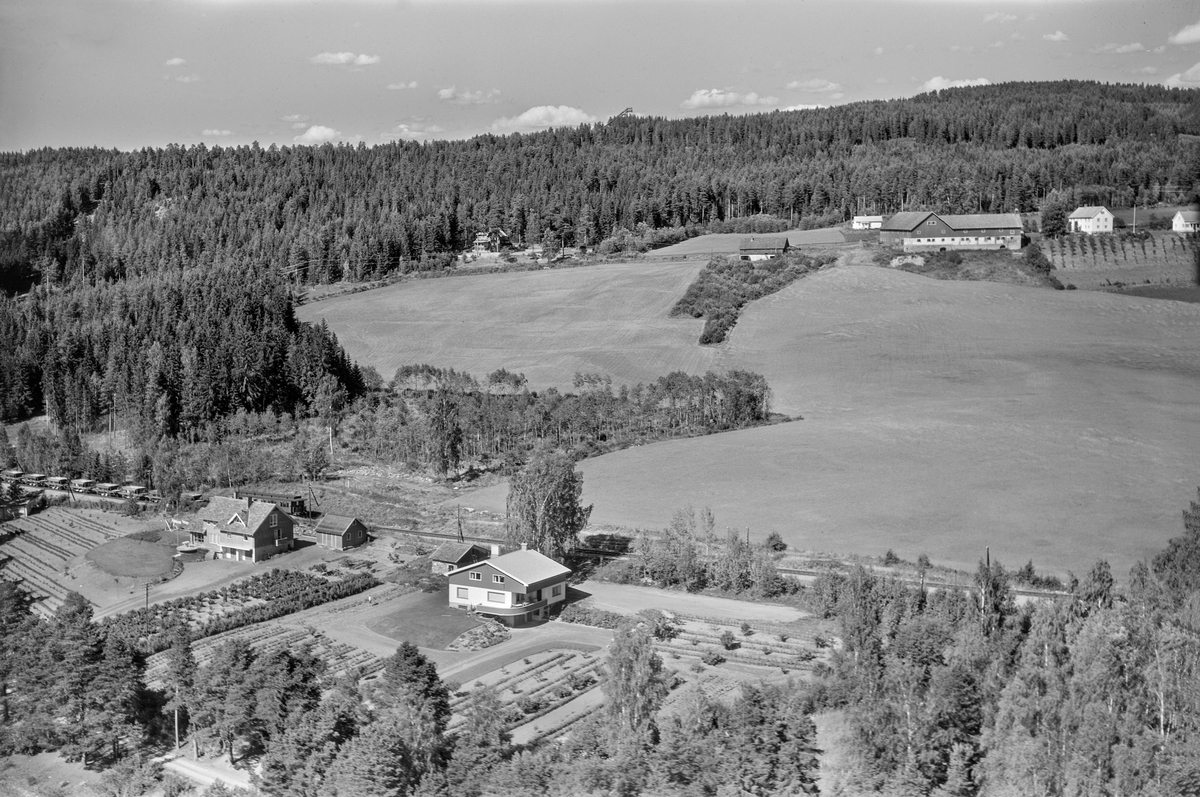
[575,581,809,625]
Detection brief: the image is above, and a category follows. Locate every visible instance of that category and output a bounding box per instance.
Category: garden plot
[449,648,604,742]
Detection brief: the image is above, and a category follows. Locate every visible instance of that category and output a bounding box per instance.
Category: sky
[1,0,1198,151]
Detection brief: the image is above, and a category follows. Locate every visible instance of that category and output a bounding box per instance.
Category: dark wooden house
[313,514,368,551]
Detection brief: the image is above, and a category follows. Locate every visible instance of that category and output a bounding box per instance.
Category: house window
[456,587,468,599]
[552,585,562,596]
[270,514,278,527]
[927,220,936,225]
[487,591,505,603]
[515,593,526,604]
[493,575,505,584]
[469,572,482,581]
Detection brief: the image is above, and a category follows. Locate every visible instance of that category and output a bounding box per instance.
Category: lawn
[85,536,175,578]
[365,588,482,649]
[646,228,845,258]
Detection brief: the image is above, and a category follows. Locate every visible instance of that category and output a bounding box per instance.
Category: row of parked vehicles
[0,469,162,503]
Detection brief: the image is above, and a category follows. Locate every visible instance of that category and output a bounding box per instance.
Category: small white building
[1172,209,1200,234]
[852,215,884,230]
[1068,206,1114,235]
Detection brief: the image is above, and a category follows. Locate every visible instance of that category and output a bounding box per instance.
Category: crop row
[16,517,98,551]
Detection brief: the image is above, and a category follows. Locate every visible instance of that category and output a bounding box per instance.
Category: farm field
[463,265,1200,577]
[297,259,717,391]
[644,227,846,258]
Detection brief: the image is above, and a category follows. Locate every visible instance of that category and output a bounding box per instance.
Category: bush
[883,549,901,566]
[555,602,627,629]
[765,531,787,552]
[720,630,738,650]
[700,650,725,666]
[740,621,753,637]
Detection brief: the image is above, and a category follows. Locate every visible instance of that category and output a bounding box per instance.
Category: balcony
[468,598,547,617]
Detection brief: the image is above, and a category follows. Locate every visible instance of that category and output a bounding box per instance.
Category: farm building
[313,514,368,551]
[852,215,884,230]
[430,541,491,574]
[233,489,306,517]
[738,236,790,261]
[1068,206,1114,234]
[880,212,1023,252]
[1173,210,1200,234]
[447,546,571,626]
[192,496,295,563]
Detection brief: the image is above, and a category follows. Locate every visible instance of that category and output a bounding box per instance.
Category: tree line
[2,82,1197,294]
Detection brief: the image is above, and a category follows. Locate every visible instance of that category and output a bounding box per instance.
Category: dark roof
[431,541,489,564]
[313,514,362,536]
[738,236,789,252]
[199,496,281,535]
[881,212,1022,232]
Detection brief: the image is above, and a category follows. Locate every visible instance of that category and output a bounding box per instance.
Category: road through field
[464,265,1200,577]
[297,260,717,390]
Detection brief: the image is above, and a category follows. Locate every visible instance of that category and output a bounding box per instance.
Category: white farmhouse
[1172,209,1200,234]
[852,215,884,230]
[1068,206,1114,235]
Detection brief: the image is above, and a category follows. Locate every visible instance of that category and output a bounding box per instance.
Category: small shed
[313,514,369,551]
[738,236,790,261]
[430,541,492,575]
[852,215,884,230]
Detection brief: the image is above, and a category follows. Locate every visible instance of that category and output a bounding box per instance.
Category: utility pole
[145,582,150,610]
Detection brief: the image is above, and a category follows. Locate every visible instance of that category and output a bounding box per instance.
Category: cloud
[491,106,597,133]
[787,78,842,93]
[381,122,445,141]
[1043,31,1069,42]
[437,86,500,104]
[680,89,780,109]
[781,104,825,111]
[1168,20,1200,45]
[1136,66,1158,75]
[293,125,343,145]
[922,76,991,92]
[282,114,308,122]
[387,81,418,90]
[1092,42,1144,54]
[202,129,232,137]
[175,75,200,83]
[164,57,186,67]
[983,12,1017,23]
[310,52,380,66]
[1165,62,1200,88]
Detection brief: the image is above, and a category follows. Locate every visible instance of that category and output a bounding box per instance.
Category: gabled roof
[852,215,884,222]
[881,211,936,231]
[1175,210,1200,223]
[1069,206,1111,219]
[199,496,280,535]
[313,514,362,536]
[431,541,489,564]
[448,548,571,585]
[738,236,789,251]
[940,213,1024,230]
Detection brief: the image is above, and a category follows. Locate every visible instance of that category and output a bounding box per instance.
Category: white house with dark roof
[192,496,294,562]
[446,546,571,626]
[1173,209,1200,234]
[1068,206,1114,235]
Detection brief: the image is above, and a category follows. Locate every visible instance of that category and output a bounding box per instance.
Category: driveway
[574,581,810,625]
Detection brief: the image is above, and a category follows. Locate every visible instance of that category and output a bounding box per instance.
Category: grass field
[645,228,846,258]
[85,536,175,577]
[462,266,1200,577]
[296,259,717,390]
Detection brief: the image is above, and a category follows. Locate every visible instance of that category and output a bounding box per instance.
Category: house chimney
[490,544,500,558]
[247,496,252,511]
[520,542,527,551]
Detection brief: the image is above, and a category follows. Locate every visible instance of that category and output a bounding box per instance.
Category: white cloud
[984,12,1017,23]
[310,52,380,66]
[1168,20,1200,45]
[922,76,991,92]
[282,114,308,122]
[490,105,597,133]
[1136,66,1158,75]
[381,122,445,141]
[781,104,825,111]
[292,123,308,130]
[680,89,780,109]
[1043,31,1069,42]
[164,57,186,67]
[175,75,200,83]
[387,81,419,90]
[1164,62,1200,88]
[787,78,842,93]
[437,86,501,104]
[293,125,343,145]
[202,129,232,137]
[1093,42,1145,54]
